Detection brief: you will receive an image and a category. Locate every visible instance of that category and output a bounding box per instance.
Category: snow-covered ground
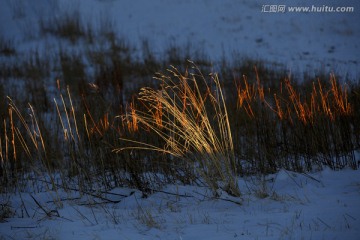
[1,168,359,239]
[1,0,360,239]
[0,0,359,79]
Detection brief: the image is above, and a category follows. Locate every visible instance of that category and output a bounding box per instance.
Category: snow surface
[1,0,360,239]
[0,0,359,79]
[1,168,360,239]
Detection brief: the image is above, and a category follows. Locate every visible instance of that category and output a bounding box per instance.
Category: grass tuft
[116,62,240,197]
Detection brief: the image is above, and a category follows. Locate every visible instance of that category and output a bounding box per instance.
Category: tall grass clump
[116,62,240,197]
[229,67,357,172]
[0,96,60,193]
[1,30,359,198]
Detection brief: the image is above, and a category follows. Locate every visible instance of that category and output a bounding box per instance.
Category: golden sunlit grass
[235,71,352,125]
[0,8,356,200]
[232,69,356,172]
[0,58,358,198]
[115,62,240,196]
[277,75,352,125]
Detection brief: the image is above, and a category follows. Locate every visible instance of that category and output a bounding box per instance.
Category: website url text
[261,5,355,13]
